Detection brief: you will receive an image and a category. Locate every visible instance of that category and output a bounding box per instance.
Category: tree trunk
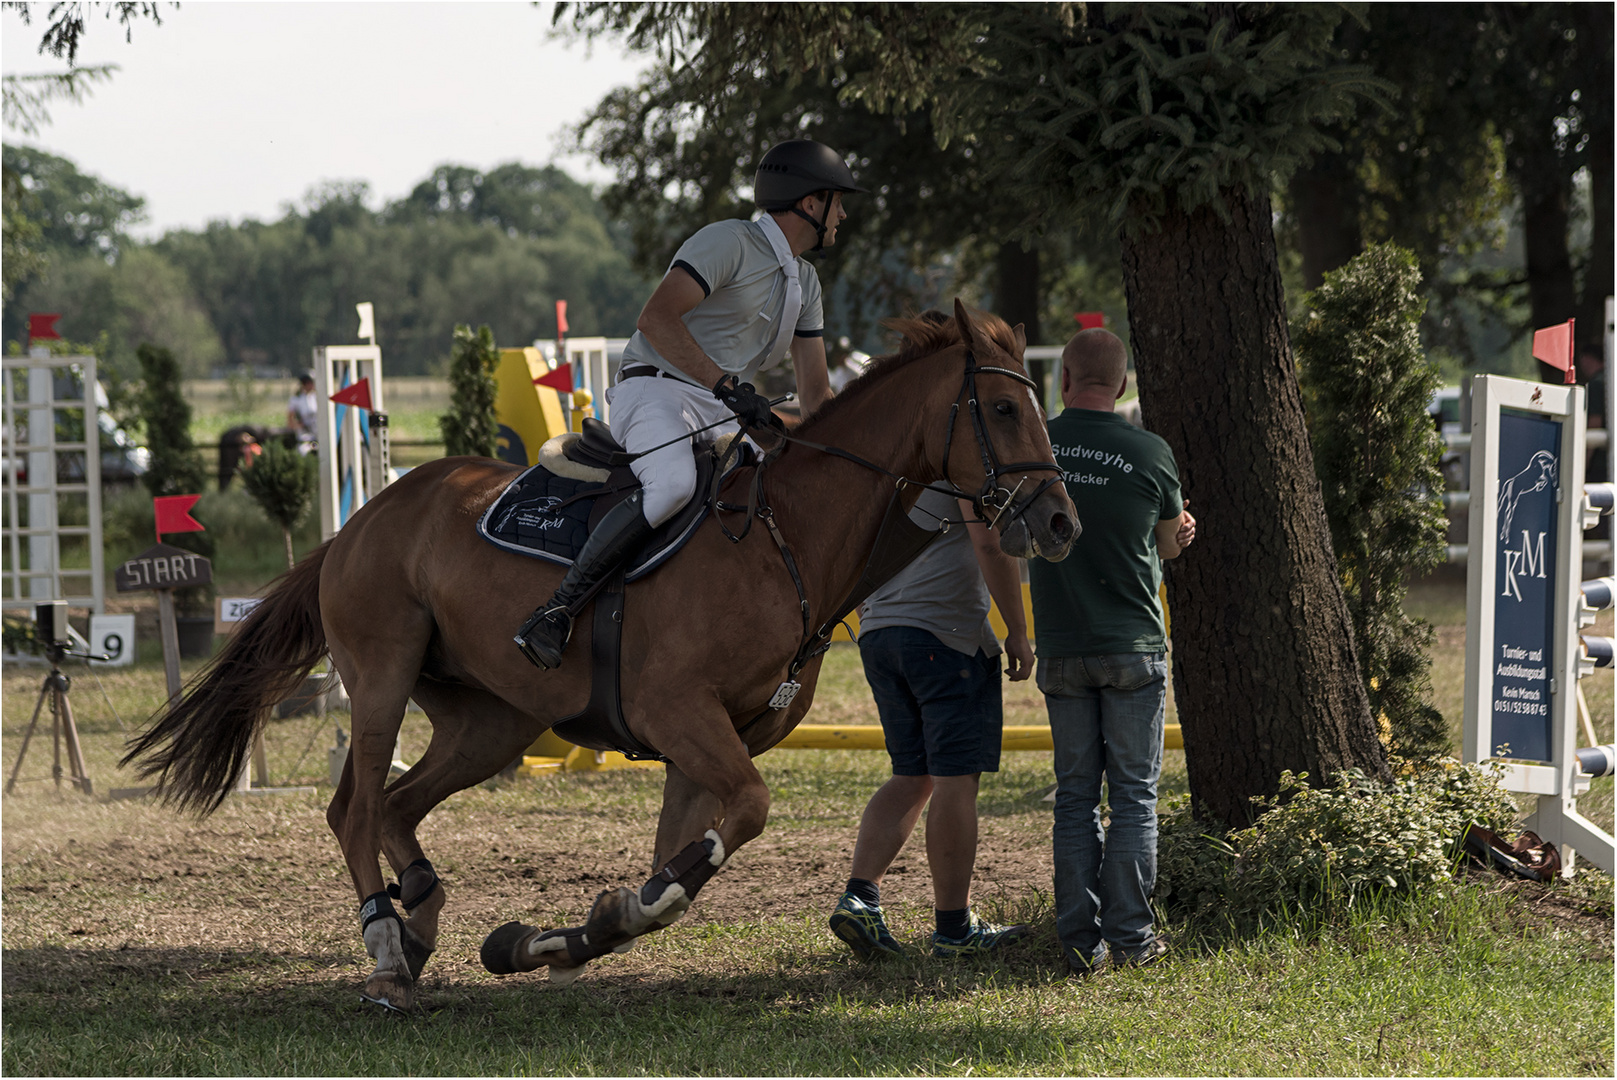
[282,525,296,572]
[1288,150,1362,290]
[1511,137,1578,383]
[994,240,1042,345]
[1118,187,1389,827]
[995,241,1048,399]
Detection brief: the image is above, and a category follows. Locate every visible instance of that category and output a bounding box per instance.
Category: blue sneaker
[931,911,1029,958]
[829,893,903,960]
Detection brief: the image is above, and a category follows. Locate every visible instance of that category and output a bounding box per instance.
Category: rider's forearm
[791,339,833,416]
[637,310,727,389]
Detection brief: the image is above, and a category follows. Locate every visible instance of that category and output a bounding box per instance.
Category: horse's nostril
[1051,512,1075,541]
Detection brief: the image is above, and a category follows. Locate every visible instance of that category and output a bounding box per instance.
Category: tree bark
[1118,187,1390,827]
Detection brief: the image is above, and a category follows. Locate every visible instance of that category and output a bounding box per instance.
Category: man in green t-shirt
[1029,328,1196,975]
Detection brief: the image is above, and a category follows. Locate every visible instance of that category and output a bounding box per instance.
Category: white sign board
[1463,373,1614,874]
[87,613,136,667]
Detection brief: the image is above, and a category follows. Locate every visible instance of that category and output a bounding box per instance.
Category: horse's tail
[121,540,332,815]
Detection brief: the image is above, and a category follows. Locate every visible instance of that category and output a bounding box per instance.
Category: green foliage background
[439,323,500,458]
[2,150,654,381]
[1295,244,1450,761]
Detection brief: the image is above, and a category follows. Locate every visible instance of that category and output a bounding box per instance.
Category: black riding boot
[513,492,655,669]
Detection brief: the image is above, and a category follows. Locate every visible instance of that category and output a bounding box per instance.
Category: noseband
[945,351,1065,529]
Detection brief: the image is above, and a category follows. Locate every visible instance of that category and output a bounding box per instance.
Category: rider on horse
[513,139,866,669]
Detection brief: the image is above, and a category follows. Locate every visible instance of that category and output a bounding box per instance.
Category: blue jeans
[1039,653,1167,964]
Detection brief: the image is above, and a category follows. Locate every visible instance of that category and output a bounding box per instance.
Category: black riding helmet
[755,139,866,251]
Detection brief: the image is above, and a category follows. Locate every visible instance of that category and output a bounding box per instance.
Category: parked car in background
[3,374,150,487]
[1429,385,1464,488]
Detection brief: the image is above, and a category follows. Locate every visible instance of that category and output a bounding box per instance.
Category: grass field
[2,615,1613,1075]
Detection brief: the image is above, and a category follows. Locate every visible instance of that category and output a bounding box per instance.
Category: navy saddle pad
[477,419,740,582]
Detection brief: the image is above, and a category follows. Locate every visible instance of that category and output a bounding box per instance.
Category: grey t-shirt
[858,488,1001,658]
[619,217,825,384]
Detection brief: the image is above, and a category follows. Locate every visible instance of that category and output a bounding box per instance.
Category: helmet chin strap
[789,193,832,252]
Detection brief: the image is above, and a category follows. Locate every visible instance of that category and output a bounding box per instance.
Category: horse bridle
[945,350,1066,528]
[760,346,1065,530]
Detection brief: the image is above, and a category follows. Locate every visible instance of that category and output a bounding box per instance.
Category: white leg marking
[363,919,407,978]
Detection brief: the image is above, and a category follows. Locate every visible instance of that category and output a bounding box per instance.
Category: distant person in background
[1031,327,1195,976]
[288,373,318,441]
[830,479,1034,960]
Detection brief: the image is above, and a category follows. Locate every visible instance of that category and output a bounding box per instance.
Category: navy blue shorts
[858,626,1003,777]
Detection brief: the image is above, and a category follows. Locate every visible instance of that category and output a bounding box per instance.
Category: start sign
[115,543,213,592]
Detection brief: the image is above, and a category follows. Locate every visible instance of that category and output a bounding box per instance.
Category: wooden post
[156,587,182,704]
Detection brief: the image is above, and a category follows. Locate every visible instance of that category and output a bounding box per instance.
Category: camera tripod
[5,642,96,796]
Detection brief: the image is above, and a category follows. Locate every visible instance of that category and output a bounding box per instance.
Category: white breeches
[605,376,738,527]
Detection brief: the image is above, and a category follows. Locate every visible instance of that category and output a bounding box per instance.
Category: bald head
[1061,328,1128,409]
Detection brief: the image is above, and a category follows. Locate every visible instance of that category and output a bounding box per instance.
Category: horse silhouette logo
[1498,450,1557,541]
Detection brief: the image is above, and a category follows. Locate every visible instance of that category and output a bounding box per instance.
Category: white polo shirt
[619,217,825,384]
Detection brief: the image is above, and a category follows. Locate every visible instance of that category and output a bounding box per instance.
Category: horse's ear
[1012,323,1027,357]
[952,298,991,356]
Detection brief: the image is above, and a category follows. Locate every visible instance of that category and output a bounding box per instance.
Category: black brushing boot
[514,491,655,669]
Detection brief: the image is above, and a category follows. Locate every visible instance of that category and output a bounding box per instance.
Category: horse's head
[933,299,1077,562]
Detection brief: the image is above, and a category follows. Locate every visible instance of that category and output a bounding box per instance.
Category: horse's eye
[994,401,1015,417]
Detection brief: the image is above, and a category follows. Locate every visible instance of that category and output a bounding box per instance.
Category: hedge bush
[1157,760,1519,934]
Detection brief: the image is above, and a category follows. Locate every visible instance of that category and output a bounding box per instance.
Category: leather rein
[715,347,1064,731]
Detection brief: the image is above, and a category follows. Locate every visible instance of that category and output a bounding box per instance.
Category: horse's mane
[798,309,1022,436]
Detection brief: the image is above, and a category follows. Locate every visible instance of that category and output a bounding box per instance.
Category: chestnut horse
[122,301,1078,1010]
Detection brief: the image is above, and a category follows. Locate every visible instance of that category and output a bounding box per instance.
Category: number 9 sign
[88,614,136,667]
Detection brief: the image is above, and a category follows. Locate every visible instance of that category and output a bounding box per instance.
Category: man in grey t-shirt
[515,139,865,669]
[829,486,1036,959]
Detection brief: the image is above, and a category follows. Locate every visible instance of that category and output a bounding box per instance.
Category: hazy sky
[1,2,653,239]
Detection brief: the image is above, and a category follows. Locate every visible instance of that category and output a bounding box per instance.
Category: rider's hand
[712,375,782,433]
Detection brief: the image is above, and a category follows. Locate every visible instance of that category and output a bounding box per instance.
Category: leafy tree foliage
[1285,4,1612,371]
[1,143,144,259]
[150,166,651,375]
[1294,245,1450,762]
[2,64,117,136]
[239,437,317,570]
[1,1,170,65]
[568,9,1124,353]
[3,150,653,377]
[439,324,499,458]
[565,1,1394,824]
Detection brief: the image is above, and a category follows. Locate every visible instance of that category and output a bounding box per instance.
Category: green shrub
[1293,244,1450,761]
[439,324,499,457]
[238,439,317,569]
[1157,760,1519,936]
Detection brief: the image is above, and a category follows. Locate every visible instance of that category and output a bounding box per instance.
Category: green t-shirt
[1030,408,1182,657]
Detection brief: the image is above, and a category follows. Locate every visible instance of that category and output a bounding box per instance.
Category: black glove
[712,375,781,432]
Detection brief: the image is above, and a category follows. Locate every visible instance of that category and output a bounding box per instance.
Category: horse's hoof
[481,920,541,975]
[401,924,435,982]
[547,961,588,987]
[361,971,413,1012]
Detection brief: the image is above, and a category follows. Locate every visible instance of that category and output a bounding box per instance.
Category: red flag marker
[1532,319,1576,385]
[28,314,61,342]
[534,363,574,394]
[555,299,569,336]
[329,378,373,410]
[154,495,205,537]
[1073,312,1105,330]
